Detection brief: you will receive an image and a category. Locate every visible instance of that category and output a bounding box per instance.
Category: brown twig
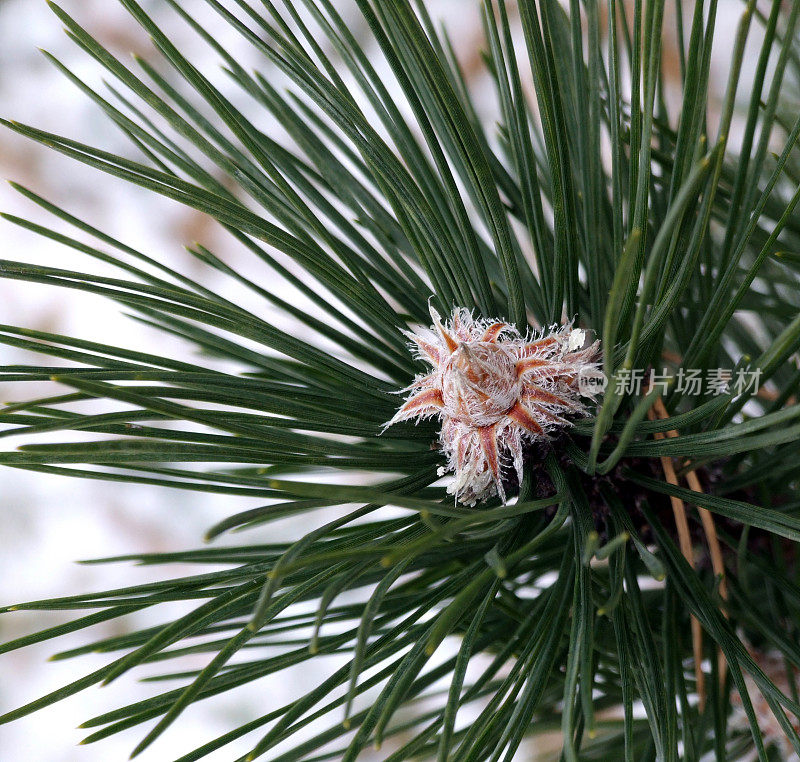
[648,396,729,708]
[647,401,706,706]
[680,461,729,690]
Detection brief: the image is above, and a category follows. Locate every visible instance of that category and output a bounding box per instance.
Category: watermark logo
[577,367,608,396]
[578,366,762,397]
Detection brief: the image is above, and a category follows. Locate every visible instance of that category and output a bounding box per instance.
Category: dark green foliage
[2,0,800,759]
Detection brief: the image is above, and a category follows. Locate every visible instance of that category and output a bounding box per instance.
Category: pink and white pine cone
[385,306,603,505]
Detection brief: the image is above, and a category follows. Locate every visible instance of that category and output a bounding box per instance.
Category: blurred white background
[0,2,486,760]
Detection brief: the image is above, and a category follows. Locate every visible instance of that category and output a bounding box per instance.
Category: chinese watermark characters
[577,366,762,397]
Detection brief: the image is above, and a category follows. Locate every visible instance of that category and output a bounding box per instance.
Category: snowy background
[0,2,493,760]
[0,0,744,760]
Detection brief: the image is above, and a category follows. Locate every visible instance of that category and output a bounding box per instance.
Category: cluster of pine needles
[2,0,800,760]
